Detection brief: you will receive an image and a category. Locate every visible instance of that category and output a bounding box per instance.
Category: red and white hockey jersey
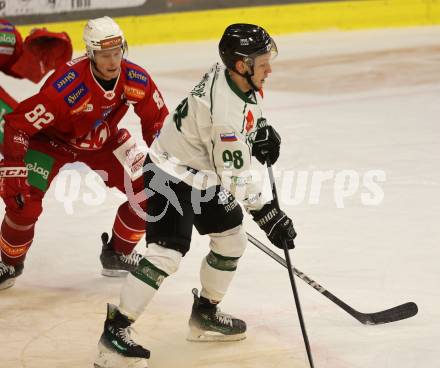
[3,55,168,161]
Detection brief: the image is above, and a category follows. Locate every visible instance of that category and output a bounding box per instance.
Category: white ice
[0,26,439,368]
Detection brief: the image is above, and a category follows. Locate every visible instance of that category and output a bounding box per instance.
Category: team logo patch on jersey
[53,69,79,92]
[0,32,16,46]
[245,110,254,132]
[124,85,145,100]
[64,83,89,107]
[127,68,148,85]
[220,132,238,142]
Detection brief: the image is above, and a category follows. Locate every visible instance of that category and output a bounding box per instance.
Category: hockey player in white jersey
[94,23,297,368]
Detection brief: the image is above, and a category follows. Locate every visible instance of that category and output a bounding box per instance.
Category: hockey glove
[0,161,30,210]
[251,125,281,165]
[251,200,296,249]
[10,28,73,83]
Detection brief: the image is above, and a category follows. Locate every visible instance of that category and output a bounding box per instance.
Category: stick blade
[358,302,418,325]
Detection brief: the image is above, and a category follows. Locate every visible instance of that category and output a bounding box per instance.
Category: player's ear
[234,59,247,74]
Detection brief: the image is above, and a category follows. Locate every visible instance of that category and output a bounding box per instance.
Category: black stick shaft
[247,232,418,325]
[267,164,315,368]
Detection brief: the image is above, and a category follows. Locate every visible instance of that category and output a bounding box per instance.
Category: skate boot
[100,232,143,277]
[94,304,150,368]
[0,261,24,290]
[187,288,247,342]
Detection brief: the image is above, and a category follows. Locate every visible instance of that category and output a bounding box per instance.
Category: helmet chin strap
[234,61,259,92]
[244,71,259,92]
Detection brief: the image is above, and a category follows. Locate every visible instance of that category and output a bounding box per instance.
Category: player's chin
[257,80,265,89]
[105,69,120,79]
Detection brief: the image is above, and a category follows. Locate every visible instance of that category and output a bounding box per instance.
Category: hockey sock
[200,251,240,302]
[120,243,182,319]
[119,271,158,320]
[0,216,35,266]
[112,201,145,254]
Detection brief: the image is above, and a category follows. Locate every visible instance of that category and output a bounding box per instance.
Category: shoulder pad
[123,60,149,87]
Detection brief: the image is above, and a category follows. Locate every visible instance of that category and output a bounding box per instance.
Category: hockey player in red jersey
[0,19,73,126]
[0,16,168,289]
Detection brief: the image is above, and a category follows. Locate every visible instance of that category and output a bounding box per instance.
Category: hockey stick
[266,163,315,368]
[247,232,418,325]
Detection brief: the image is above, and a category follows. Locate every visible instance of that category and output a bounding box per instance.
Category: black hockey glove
[251,201,296,249]
[251,125,281,165]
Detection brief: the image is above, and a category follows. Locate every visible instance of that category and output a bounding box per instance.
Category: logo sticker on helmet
[100,36,122,49]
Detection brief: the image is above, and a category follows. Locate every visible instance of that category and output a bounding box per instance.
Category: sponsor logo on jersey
[220,132,238,142]
[124,85,145,100]
[0,32,16,46]
[0,46,14,55]
[70,96,91,115]
[127,68,148,85]
[0,23,14,31]
[245,110,254,132]
[101,103,116,109]
[100,36,122,49]
[64,83,89,107]
[13,134,29,148]
[53,70,78,92]
[231,175,251,186]
[24,149,55,191]
[102,108,113,119]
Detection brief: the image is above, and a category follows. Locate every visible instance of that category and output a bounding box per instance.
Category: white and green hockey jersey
[149,63,268,211]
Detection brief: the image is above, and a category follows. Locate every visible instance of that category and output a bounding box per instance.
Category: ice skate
[100,232,142,277]
[0,262,23,290]
[187,288,247,342]
[94,304,149,368]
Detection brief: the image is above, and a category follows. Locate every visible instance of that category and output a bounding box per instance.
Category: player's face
[93,47,123,80]
[249,52,272,90]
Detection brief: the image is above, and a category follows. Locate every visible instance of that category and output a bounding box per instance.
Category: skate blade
[187,326,246,342]
[101,269,129,277]
[0,278,16,290]
[94,348,148,368]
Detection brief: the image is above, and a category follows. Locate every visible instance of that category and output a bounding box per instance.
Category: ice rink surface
[0,26,439,368]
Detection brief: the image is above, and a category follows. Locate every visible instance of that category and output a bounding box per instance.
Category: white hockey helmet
[83,16,127,58]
